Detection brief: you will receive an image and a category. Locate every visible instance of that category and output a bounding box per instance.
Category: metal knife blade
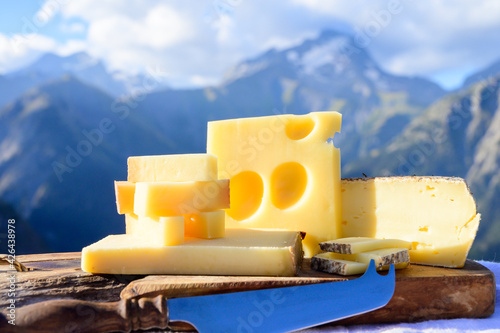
[168,260,396,332]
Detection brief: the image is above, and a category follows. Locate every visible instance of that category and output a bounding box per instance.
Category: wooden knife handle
[14,295,170,333]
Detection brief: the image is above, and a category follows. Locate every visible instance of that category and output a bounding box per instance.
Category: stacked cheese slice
[117,154,228,245]
[81,154,303,276]
[311,237,412,275]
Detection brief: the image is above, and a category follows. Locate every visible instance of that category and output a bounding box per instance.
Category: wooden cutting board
[0,252,496,332]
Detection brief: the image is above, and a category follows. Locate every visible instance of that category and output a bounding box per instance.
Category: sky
[0,0,499,90]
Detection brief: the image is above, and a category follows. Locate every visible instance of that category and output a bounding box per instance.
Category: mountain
[343,74,500,260]
[0,76,177,252]
[137,30,446,166]
[0,52,167,109]
[463,58,500,88]
[0,30,453,253]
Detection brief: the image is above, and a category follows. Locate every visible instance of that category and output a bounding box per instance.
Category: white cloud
[0,33,57,73]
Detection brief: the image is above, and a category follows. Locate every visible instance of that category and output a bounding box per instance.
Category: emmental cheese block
[127,154,218,182]
[81,229,303,276]
[207,111,342,257]
[341,177,480,268]
[134,180,230,217]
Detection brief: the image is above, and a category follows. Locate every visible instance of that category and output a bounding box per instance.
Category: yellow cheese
[81,229,303,276]
[320,237,412,254]
[126,211,225,240]
[320,248,410,268]
[127,153,218,182]
[341,176,480,268]
[124,214,184,246]
[114,181,136,214]
[184,211,225,239]
[207,111,342,257]
[133,180,230,217]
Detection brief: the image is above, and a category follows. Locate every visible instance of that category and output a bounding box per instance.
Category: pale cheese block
[311,253,409,275]
[126,211,225,240]
[134,180,230,217]
[127,154,218,182]
[320,237,412,254]
[125,214,184,246]
[114,181,135,214]
[207,111,342,257]
[341,176,480,268]
[81,229,303,276]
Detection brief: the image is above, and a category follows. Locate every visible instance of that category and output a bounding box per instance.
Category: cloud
[0,33,57,73]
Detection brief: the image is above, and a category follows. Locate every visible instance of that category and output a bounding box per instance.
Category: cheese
[126,211,225,240]
[114,181,136,214]
[311,254,409,275]
[124,214,184,246]
[320,248,410,268]
[81,229,303,276]
[134,180,230,217]
[207,111,342,257]
[320,237,412,254]
[127,154,218,182]
[341,177,480,268]
[184,211,225,239]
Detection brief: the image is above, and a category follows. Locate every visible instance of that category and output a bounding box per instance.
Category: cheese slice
[184,211,225,239]
[207,111,342,257]
[124,214,184,246]
[341,177,480,268]
[81,229,303,276]
[134,180,230,217]
[126,211,225,240]
[127,154,218,182]
[321,248,410,268]
[114,181,136,214]
[311,253,409,275]
[320,237,412,254]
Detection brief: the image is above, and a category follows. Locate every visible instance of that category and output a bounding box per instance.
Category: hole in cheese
[227,171,264,221]
[285,116,315,140]
[271,162,308,210]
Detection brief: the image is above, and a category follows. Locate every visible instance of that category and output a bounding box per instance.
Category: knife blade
[13,260,395,333]
[169,260,395,332]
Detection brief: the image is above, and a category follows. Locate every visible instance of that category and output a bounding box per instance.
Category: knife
[13,260,395,333]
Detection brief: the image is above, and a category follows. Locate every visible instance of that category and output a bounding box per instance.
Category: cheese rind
[341,176,480,268]
[320,237,412,254]
[311,254,409,275]
[133,180,230,217]
[81,229,303,276]
[114,181,136,214]
[207,111,342,257]
[127,154,218,182]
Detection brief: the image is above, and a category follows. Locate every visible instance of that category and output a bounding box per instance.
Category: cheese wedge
[320,237,412,254]
[341,177,480,268]
[319,248,410,268]
[81,229,303,276]
[134,180,230,217]
[127,154,218,182]
[207,111,342,257]
[124,214,184,246]
[311,254,409,275]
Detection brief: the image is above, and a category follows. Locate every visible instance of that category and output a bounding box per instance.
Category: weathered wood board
[0,252,495,332]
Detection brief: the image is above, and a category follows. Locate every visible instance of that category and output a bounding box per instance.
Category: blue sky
[0,0,499,90]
